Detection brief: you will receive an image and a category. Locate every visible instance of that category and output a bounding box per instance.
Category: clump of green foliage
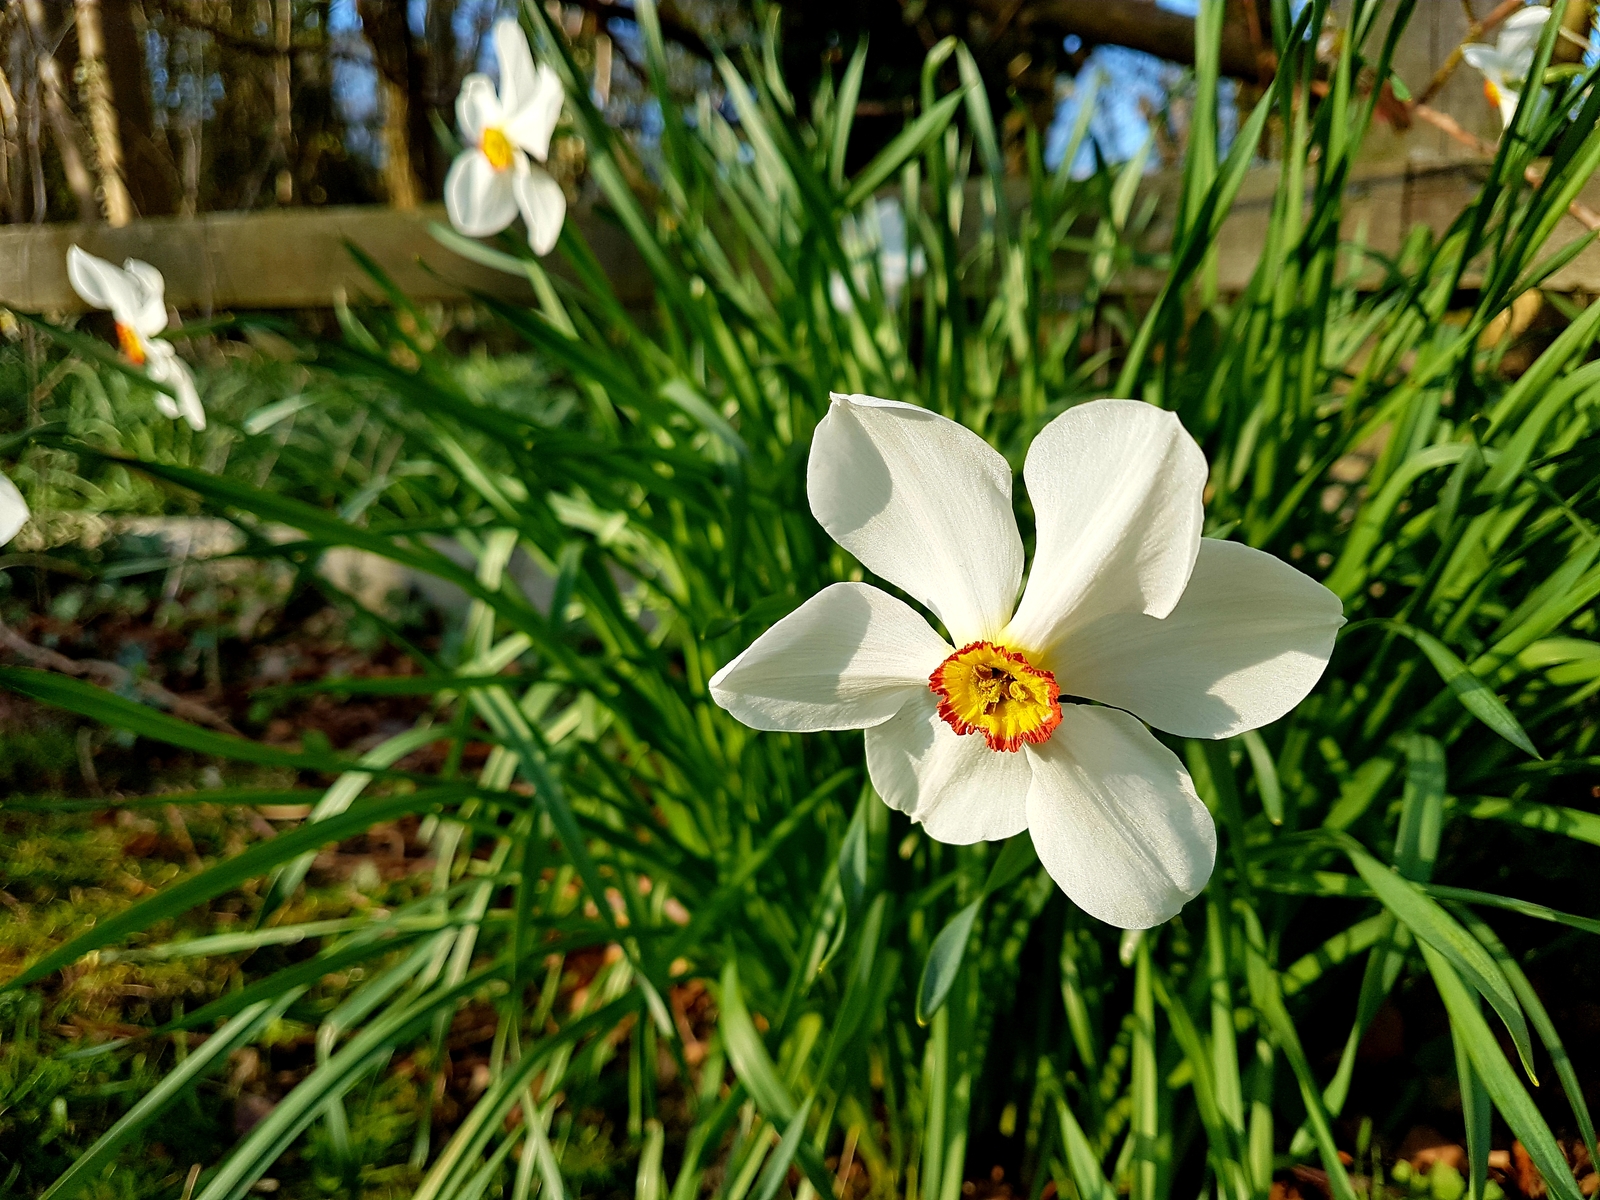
[6,1,1600,1200]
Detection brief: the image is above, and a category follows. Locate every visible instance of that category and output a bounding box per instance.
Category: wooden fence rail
[1,155,1597,315]
[0,203,647,314]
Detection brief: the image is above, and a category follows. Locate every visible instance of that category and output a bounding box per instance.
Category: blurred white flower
[870,198,924,305]
[828,200,926,316]
[1463,6,1551,127]
[67,246,204,430]
[0,472,28,545]
[446,19,567,255]
[828,271,855,313]
[710,396,1344,929]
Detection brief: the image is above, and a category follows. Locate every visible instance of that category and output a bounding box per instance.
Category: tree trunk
[73,0,134,225]
[375,79,421,209]
[421,0,462,193]
[21,0,97,221]
[359,0,423,209]
[101,0,174,215]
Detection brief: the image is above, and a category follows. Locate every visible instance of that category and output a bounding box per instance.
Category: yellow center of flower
[1484,79,1502,106]
[929,641,1062,753]
[481,126,515,171]
[115,322,145,365]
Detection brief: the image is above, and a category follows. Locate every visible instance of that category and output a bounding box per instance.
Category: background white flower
[67,246,205,431]
[827,200,925,316]
[446,19,567,255]
[709,395,1345,929]
[0,472,28,545]
[1463,6,1551,127]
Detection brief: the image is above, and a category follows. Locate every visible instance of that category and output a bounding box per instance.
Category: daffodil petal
[67,245,140,323]
[1025,705,1215,929]
[493,20,539,125]
[1496,6,1551,66]
[807,393,1023,645]
[144,354,179,420]
[709,582,950,732]
[1465,5,1548,127]
[1496,84,1524,127]
[865,688,1032,844]
[457,74,503,146]
[506,64,564,162]
[121,259,170,336]
[445,149,519,237]
[0,473,29,545]
[1460,45,1504,77]
[1005,399,1206,657]
[514,166,566,256]
[148,346,205,431]
[1051,539,1344,739]
[1460,46,1523,124]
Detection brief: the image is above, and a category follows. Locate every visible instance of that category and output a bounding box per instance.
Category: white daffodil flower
[1463,6,1551,127]
[445,19,567,255]
[0,472,28,545]
[67,246,205,431]
[710,396,1344,929]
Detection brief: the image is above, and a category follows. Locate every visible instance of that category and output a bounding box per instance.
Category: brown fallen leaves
[1271,1127,1598,1200]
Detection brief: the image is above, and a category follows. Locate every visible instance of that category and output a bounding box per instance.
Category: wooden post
[274,0,293,204]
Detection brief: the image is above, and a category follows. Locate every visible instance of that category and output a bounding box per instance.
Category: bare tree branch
[1412,101,1600,232]
[0,18,22,222]
[560,0,716,63]
[1019,0,1268,79]
[20,0,96,221]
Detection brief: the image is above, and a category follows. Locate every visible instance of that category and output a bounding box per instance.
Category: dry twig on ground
[0,616,241,734]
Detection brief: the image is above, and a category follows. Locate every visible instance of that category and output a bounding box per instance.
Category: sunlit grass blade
[1420,944,1584,1200]
[1344,844,1537,1079]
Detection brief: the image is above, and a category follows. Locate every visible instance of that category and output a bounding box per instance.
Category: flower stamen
[930,641,1062,752]
[481,127,515,171]
[115,322,145,365]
